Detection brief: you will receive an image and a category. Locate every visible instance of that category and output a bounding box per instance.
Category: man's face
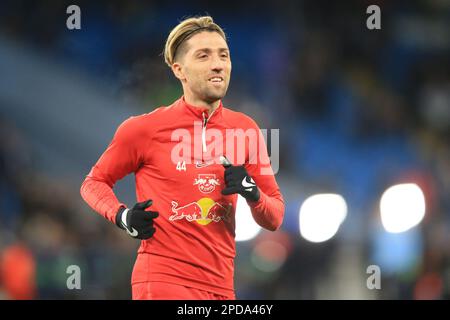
[173,31,232,104]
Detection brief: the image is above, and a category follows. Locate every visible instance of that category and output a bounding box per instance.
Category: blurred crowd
[0,0,449,299]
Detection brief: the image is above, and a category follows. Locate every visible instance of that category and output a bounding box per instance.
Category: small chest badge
[193,174,220,194]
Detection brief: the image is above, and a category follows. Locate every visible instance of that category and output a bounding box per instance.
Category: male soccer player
[80,16,284,300]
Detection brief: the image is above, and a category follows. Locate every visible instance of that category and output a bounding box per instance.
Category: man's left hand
[220,156,260,202]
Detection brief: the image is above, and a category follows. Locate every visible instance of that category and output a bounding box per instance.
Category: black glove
[220,156,260,202]
[115,200,158,240]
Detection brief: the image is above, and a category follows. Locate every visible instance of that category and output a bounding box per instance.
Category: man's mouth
[208,76,224,83]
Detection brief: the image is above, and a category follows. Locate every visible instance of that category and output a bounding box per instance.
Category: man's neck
[183,95,220,114]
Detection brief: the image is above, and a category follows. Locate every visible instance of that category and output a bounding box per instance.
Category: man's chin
[204,91,227,104]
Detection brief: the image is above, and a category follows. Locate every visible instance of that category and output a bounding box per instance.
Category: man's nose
[210,55,225,72]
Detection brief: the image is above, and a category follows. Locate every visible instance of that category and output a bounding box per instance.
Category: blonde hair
[164,16,227,67]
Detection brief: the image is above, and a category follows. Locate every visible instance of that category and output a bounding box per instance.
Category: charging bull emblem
[169,198,232,225]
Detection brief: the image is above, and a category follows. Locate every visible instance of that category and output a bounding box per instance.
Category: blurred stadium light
[235,195,262,242]
[380,183,426,233]
[250,231,292,273]
[299,194,347,243]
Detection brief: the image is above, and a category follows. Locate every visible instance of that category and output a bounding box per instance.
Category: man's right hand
[115,200,159,240]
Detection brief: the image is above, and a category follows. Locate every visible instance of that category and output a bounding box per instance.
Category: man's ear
[171,62,185,81]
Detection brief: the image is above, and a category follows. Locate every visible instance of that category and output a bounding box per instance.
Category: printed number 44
[176,161,186,172]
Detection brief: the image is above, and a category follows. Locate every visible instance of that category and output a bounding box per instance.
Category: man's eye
[198,55,208,59]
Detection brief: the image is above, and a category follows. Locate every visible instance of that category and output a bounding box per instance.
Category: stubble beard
[203,81,229,104]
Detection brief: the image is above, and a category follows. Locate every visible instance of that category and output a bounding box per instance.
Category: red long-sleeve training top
[80,97,284,297]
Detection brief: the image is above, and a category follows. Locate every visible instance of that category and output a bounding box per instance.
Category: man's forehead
[185,31,229,52]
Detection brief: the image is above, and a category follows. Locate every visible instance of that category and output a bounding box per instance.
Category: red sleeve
[244,120,284,231]
[80,116,147,224]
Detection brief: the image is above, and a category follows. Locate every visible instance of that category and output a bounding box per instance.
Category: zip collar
[175,96,224,154]
[178,96,223,124]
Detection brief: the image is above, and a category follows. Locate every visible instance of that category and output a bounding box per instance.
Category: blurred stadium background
[0,0,449,299]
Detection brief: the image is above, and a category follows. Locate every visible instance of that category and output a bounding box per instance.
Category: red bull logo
[193,174,220,194]
[169,197,231,225]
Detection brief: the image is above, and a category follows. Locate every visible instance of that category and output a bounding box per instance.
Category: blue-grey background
[0,0,449,299]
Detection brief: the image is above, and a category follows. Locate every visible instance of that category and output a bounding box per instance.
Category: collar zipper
[201,108,216,153]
